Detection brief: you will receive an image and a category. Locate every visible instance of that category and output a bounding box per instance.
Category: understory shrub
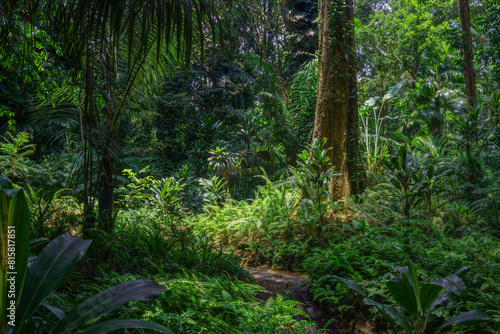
[302,227,500,333]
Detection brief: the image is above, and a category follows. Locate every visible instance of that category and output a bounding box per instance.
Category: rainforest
[0,0,499,333]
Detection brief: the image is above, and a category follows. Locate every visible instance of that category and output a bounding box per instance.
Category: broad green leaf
[399,147,407,169]
[54,279,167,333]
[78,319,174,334]
[413,170,424,183]
[432,290,453,308]
[0,185,30,331]
[390,178,402,191]
[439,310,491,329]
[43,303,66,320]
[363,299,412,334]
[393,133,411,146]
[332,276,367,298]
[426,165,436,179]
[10,190,30,304]
[29,237,49,249]
[301,199,309,219]
[354,17,362,29]
[382,80,406,102]
[386,274,419,316]
[15,234,91,334]
[366,227,384,238]
[453,266,470,277]
[364,96,379,107]
[428,268,468,307]
[355,220,368,234]
[407,260,420,298]
[429,275,468,302]
[419,283,445,313]
[0,177,12,189]
[397,259,420,296]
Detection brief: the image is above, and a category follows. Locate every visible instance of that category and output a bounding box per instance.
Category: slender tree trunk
[97,42,119,233]
[346,0,364,195]
[81,37,97,236]
[432,83,444,138]
[460,0,476,110]
[459,0,478,187]
[97,134,115,232]
[313,0,358,200]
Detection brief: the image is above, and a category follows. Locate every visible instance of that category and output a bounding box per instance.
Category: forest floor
[248,267,346,334]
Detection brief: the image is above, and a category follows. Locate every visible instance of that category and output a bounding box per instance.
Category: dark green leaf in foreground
[1,184,30,323]
[15,234,91,334]
[430,274,468,302]
[54,279,168,333]
[440,310,491,329]
[419,283,445,312]
[332,275,367,298]
[386,273,418,316]
[77,319,174,334]
[363,299,412,334]
[43,303,66,320]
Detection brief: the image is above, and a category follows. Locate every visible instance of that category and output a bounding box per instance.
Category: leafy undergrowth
[35,206,317,334]
[52,271,314,334]
[189,180,500,333]
[142,274,312,333]
[302,227,500,333]
[18,150,500,333]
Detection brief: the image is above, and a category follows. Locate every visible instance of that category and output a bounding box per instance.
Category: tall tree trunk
[97,133,115,232]
[459,0,478,187]
[81,40,97,237]
[313,0,358,200]
[460,0,476,110]
[346,0,364,195]
[97,42,119,234]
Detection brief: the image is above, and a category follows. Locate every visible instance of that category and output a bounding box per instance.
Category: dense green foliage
[1,0,500,333]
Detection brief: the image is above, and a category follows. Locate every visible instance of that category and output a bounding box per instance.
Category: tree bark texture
[97,50,119,233]
[97,137,115,232]
[460,0,476,109]
[346,0,364,195]
[313,0,359,200]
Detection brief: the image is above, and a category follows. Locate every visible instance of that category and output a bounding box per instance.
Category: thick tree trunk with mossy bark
[313,0,359,200]
[460,0,476,110]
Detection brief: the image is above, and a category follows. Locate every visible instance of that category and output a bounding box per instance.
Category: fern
[286,56,318,128]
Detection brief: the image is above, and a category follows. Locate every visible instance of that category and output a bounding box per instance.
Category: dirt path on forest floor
[248,268,346,334]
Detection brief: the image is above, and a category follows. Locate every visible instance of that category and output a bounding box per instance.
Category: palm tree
[208,145,240,200]
[2,0,261,235]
